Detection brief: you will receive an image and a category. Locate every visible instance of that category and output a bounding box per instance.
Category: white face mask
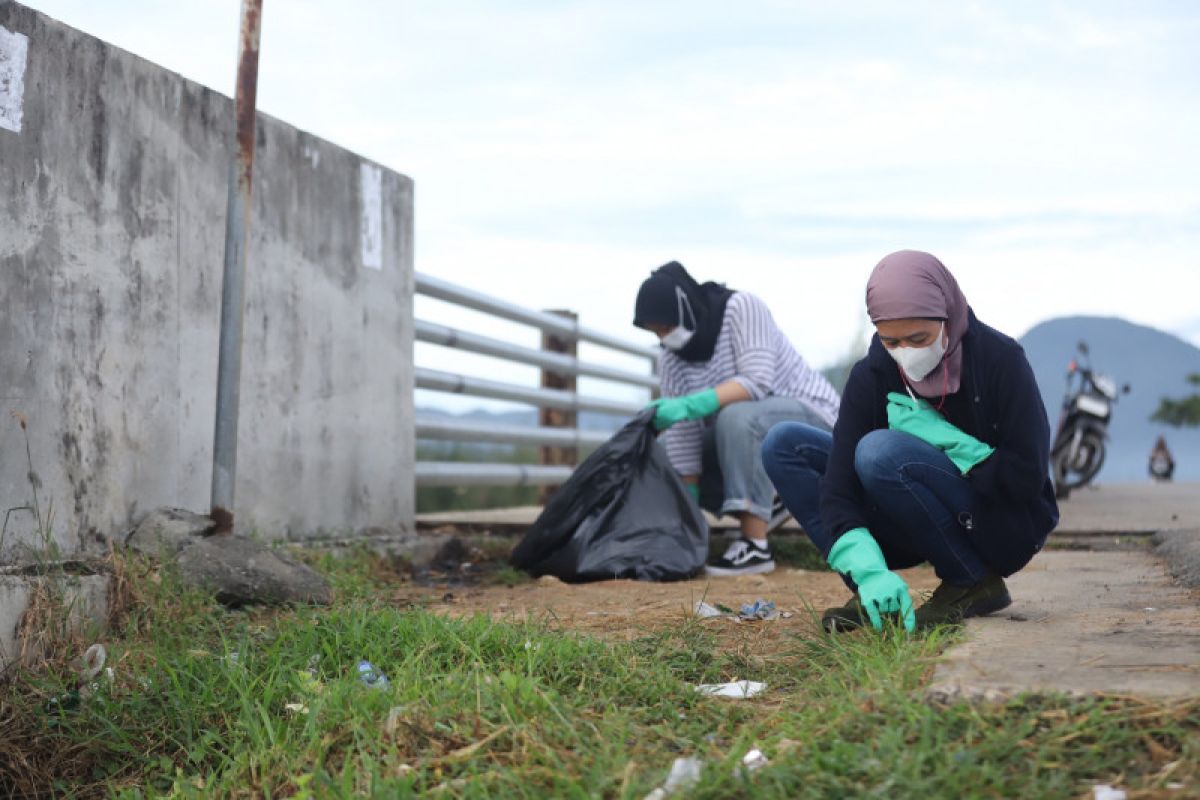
[660,287,696,351]
[661,325,694,351]
[888,323,946,382]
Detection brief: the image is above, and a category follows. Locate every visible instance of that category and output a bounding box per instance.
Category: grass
[768,535,827,571]
[1,550,1197,799]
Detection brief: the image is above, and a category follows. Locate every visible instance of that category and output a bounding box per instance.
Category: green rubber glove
[648,389,720,431]
[886,392,996,475]
[685,483,700,504]
[827,528,915,632]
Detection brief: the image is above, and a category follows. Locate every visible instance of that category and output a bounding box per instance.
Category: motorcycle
[1050,341,1129,498]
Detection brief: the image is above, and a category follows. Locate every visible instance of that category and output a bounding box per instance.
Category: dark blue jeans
[761,424,989,586]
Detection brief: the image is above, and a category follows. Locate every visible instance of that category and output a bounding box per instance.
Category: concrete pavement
[928,548,1200,700]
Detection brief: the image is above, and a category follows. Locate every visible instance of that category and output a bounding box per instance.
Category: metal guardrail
[415,416,611,448]
[414,271,658,487]
[416,272,658,360]
[415,367,645,417]
[415,462,575,487]
[415,320,658,389]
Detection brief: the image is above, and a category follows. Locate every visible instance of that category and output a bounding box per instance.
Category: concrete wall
[0,3,415,562]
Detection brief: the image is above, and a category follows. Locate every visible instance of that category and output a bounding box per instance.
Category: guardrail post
[539,309,578,503]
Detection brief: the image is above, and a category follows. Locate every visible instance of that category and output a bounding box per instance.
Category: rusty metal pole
[210,0,263,533]
[538,310,578,504]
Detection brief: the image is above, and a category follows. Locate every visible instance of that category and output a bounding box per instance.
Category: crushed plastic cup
[81,644,107,680]
[739,599,779,621]
[694,601,726,619]
[78,644,113,699]
[357,660,389,689]
[643,756,703,799]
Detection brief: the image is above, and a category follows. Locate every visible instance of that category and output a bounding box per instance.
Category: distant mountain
[1019,316,1200,483]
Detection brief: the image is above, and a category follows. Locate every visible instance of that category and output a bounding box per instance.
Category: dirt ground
[389,564,941,656]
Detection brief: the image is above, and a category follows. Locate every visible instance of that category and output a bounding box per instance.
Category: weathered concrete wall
[0,574,110,670]
[0,3,415,562]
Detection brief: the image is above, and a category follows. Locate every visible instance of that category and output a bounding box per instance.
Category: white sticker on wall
[0,26,30,133]
[360,162,383,270]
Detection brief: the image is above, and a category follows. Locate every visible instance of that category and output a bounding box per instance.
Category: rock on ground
[124,508,215,557]
[126,507,330,606]
[176,535,332,606]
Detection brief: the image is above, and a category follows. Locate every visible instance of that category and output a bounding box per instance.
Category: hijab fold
[633,261,734,363]
[865,250,969,397]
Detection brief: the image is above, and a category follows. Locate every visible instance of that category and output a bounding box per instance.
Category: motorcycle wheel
[1054,431,1106,492]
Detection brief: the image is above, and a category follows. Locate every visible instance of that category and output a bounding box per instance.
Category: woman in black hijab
[633,262,842,576]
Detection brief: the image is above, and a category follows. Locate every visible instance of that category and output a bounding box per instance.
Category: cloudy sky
[26,1,1200,409]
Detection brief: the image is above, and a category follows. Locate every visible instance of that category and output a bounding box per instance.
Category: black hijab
[632,261,735,363]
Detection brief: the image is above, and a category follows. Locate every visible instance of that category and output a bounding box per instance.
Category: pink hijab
[865,250,970,397]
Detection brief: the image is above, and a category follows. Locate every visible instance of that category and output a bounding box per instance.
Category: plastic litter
[81,644,106,680]
[737,748,769,776]
[46,644,113,720]
[695,680,766,699]
[739,599,779,621]
[77,644,114,699]
[284,702,309,715]
[694,601,726,618]
[1093,786,1126,800]
[643,756,703,799]
[357,660,389,689]
[384,706,407,739]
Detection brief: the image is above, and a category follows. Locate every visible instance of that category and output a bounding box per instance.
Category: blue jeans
[761,424,989,586]
[698,398,832,522]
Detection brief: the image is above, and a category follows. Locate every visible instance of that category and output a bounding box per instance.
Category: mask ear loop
[897,364,948,411]
[675,286,696,332]
[898,322,950,411]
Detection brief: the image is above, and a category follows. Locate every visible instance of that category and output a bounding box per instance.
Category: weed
[3,411,58,561]
[0,551,1195,799]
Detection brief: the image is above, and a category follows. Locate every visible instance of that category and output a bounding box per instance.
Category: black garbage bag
[510,409,708,582]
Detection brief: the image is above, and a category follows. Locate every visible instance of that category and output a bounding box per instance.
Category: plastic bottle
[356,660,389,689]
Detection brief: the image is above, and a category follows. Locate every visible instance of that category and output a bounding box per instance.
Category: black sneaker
[705,537,775,577]
[915,572,1012,630]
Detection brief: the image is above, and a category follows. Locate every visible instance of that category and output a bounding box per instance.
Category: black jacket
[820,309,1060,576]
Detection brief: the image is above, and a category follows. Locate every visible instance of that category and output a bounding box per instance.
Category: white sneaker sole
[704,560,776,577]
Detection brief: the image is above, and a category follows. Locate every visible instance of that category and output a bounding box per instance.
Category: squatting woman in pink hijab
[762,251,1059,631]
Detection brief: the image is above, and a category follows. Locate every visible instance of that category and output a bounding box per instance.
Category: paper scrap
[360,162,383,270]
[695,680,766,699]
[0,26,30,133]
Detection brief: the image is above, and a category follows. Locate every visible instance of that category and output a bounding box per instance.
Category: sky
[24,0,1200,411]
